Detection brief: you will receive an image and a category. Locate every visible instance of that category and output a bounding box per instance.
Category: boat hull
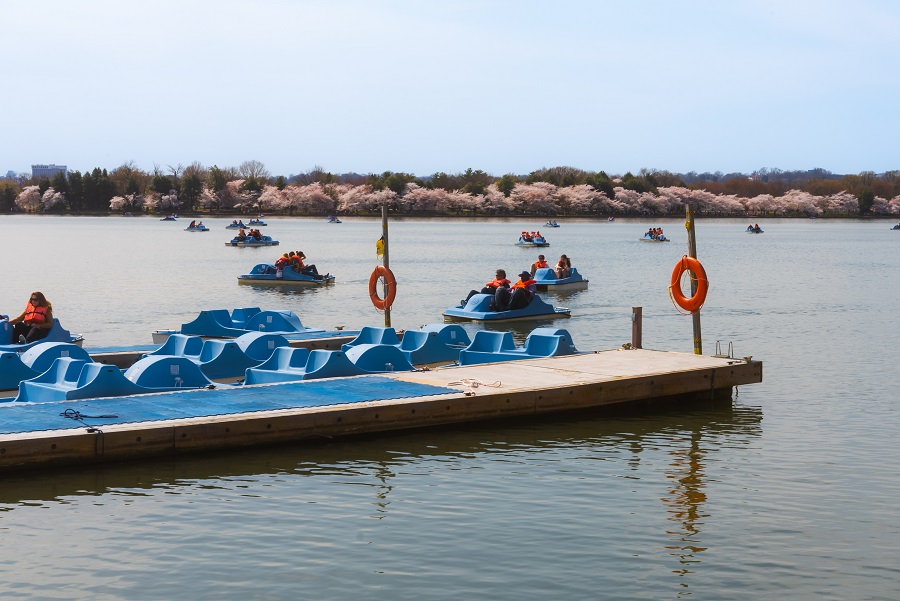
[442,294,570,322]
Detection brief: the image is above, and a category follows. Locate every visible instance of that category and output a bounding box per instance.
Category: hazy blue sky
[4,0,898,178]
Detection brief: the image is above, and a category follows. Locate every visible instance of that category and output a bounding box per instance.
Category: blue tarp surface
[0,376,456,435]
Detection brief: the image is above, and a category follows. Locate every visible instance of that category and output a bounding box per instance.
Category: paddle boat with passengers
[516,231,550,247]
[159,214,178,221]
[532,267,589,291]
[184,222,209,232]
[247,217,267,226]
[443,293,570,322]
[226,235,279,247]
[225,220,247,229]
[237,264,334,286]
[326,215,342,223]
[543,220,560,228]
[746,225,764,234]
[641,231,669,242]
[892,224,900,230]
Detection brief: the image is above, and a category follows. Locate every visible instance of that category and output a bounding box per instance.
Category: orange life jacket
[24,302,48,324]
[513,279,536,289]
[485,277,510,288]
[533,260,548,269]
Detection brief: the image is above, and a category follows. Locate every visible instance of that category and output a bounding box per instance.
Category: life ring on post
[369,265,397,310]
[669,255,708,312]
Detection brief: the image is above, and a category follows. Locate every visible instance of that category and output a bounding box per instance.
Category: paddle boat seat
[15,358,151,403]
[244,310,321,334]
[180,310,248,338]
[457,329,578,366]
[397,330,464,364]
[234,332,290,361]
[189,339,261,380]
[229,307,261,329]
[342,344,414,373]
[460,294,493,312]
[124,356,215,389]
[19,342,93,374]
[341,326,401,351]
[0,319,81,352]
[242,347,311,384]
[420,323,472,347]
[243,350,366,384]
[0,352,40,392]
[145,334,206,358]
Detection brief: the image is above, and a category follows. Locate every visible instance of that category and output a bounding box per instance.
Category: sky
[3,0,899,179]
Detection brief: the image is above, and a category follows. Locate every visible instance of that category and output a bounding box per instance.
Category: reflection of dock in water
[0,400,763,510]
[0,350,761,473]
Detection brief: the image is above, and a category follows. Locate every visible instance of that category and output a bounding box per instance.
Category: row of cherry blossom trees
[17,180,900,216]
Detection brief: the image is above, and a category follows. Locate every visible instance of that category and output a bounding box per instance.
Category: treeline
[2,161,899,216]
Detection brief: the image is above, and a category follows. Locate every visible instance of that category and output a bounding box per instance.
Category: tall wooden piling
[685,203,702,354]
[381,203,391,328]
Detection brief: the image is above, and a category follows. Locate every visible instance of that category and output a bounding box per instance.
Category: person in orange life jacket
[492,271,537,312]
[236,228,247,241]
[293,251,326,280]
[530,254,548,276]
[4,291,54,344]
[462,269,510,306]
[274,253,292,278]
[556,254,571,278]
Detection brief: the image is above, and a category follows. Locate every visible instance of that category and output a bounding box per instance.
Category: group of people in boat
[1,291,54,344]
[235,228,264,241]
[187,220,205,228]
[519,231,544,242]
[230,220,247,227]
[462,254,574,312]
[746,223,763,233]
[644,227,666,240]
[273,251,329,280]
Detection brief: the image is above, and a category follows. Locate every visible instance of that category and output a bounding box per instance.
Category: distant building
[32,164,67,179]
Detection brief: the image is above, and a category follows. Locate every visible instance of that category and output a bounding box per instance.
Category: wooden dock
[0,349,761,472]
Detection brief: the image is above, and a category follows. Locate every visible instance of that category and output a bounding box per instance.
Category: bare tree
[238,160,270,181]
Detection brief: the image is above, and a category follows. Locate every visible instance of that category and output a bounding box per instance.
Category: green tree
[0,180,19,212]
[208,165,228,193]
[275,175,286,191]
[38,178,51,195]
[67,171,84,211]
[496,174,518,197]
[857,188,875,215]
[181,173,204,206]
[151,173,173,194]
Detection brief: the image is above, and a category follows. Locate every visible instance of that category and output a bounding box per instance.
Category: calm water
[1,215,898,600]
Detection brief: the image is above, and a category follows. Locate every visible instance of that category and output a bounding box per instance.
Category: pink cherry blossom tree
[15,186,42,212]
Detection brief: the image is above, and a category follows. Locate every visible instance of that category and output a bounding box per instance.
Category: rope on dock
[59,408,120,456]
[447,379,502,390]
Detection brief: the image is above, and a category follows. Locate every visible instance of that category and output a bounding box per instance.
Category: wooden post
[381,203,391,328]
[685,203,702,354]
[631,306,642,349]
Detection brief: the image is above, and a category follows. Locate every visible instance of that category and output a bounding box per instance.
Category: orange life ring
[670,255,708,312]
[369,265,397,310]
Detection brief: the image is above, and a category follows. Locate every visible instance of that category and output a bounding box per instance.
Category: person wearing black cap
[492,270,537,311]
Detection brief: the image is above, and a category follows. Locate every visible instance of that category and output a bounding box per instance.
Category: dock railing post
[685,203,702,354]
[382,203,391,328]
[632,306,642,349]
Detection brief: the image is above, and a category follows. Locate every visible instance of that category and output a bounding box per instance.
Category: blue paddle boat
[640,232,669,242]
[247,218,267,226]
[160,214,178,221]
[225,221,247,229]
[237,264,334,286]
[226,235,279,247]
[185,223,209,232]
[326,216,342,223]
[532,267,589,291]
[443,293,570,322]
[515,232,550,247]
[543,220,560,228]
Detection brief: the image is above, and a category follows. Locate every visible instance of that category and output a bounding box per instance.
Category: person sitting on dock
[3,291,54,344]
[492,271,536,312]
[556,254,571,279]
[530,254,548,276]
[462,269,510,306]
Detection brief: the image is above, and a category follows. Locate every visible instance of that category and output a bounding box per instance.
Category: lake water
[1,215,898,600]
